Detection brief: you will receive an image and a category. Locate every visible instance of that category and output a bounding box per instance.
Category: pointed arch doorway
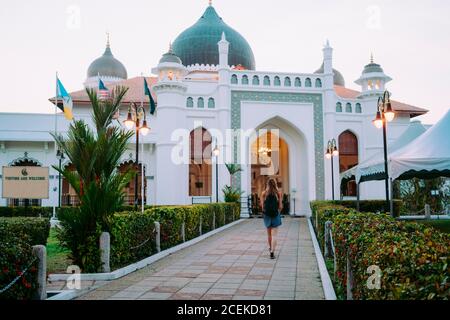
[246,116,310,216]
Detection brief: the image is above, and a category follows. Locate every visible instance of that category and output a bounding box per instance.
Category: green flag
[144,78,156,115]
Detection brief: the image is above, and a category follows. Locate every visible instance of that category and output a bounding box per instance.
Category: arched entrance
[8,158,42,207]
[246,117,310,216]
[189,127,212,197]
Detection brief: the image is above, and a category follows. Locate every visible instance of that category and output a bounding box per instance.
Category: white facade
[0,6,428,216]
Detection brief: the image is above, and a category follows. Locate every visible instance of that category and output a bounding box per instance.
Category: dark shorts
[263,213,282,228]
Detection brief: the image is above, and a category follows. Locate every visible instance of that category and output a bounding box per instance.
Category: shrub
[311,200,402,217]
[0,217,48,300]
[332,212,450,300]
[0,207,53,218]
[0,217,50,246]
[109,211,156,270]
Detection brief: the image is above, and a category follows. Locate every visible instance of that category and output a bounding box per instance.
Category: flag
[98,78,109,100]
[56,77,73,120]
[144,78,156,115]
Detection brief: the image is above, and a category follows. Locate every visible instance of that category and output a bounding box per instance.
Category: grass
[416,219,450,233]
[46,228,72,274]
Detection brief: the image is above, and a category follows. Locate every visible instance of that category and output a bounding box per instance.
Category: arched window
[339,130,359,197]
[189,127,212,197]
[336,102,342,112]
[231,74,238,84]
[274,76,281,86]
[284,77,291,87]
[252,75,260,85]
[315,78,322,88]
[346,103,352,113]
[305,78,312,87]
[355,103,362,113]
[186,97,194,108]
[263,76,271,86]
[198,97,204,108]
[294,77,301,87]
[242,75,249,85]
[208,98,215,109]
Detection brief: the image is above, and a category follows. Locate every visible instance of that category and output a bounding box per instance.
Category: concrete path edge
[307,218,337,300]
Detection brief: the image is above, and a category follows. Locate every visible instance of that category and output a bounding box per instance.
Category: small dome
[159,48,182,64]
[314,63,346,87]
[87,42,128,79]
[172,5,255,70]
[362,62,384,74]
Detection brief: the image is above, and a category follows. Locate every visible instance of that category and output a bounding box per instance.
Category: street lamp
[325,139,338,200]
[212,141,220,203]
[56,149,65,208]
[372,90,395,216]
[123,102,150,210]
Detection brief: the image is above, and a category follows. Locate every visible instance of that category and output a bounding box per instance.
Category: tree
[52,87,135,271]
[225,163,242,187]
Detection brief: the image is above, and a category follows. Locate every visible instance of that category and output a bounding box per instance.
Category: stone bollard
[199,216,203,236]
[346,252,354,300]
[100,232,110,273]
[425,204,431,219]
[213,212,216,230]
[181,221,186,243]
[155,222,161,253]
[324,221,332,259]
[32,245,46,300]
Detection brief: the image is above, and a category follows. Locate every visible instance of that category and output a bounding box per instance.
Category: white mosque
[0,3,429,216]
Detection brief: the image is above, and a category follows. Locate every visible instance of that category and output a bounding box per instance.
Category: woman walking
[260,178,282,259]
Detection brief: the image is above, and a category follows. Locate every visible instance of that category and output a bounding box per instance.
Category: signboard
[2,166,49,199]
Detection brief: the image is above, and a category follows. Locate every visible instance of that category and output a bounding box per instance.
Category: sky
[0,0,449,124]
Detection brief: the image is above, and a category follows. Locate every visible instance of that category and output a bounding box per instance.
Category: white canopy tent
[356,109,450,183]
[340,120,427,183]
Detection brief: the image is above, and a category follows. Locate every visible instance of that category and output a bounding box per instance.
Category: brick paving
[76,217,325,300]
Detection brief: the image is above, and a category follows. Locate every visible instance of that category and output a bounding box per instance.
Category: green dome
[362,62,384,74]
[172,5,255,70]
[87,45,128,79]
[314,63,346,87]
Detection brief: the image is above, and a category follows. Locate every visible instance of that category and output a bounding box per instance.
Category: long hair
[266,178,279,197]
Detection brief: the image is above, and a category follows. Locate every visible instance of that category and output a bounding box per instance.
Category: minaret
[355,54,392,98]
[152,47,188,205]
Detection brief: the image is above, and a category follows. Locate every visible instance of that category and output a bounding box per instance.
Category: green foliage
[332,212,450,300]
[222,185,243,203]
[0,217,50,246]
[52,87,135,272]
[310,199,403,218]
[0,207,53,218]
[0,217,49,300]
[225,163,243,187]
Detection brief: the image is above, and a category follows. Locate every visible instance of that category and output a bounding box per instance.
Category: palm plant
[225,163,242,187]
[52,86,135,271]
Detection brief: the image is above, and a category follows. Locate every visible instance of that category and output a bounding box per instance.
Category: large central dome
[172,5,255,70]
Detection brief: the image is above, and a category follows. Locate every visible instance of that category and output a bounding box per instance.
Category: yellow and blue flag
[56,77,73,120]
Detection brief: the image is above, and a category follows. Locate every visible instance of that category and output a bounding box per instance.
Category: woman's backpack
[264,193,279,218]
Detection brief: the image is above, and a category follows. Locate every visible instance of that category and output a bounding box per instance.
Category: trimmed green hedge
[0,217,50,246]
[333,212,450,300]
[57,203,240,272]
[0,207,53,218]
[0,217,50,300]
[311,200,403,218]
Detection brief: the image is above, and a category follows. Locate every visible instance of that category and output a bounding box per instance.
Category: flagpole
[141,73,145,213]
[53,72,59,220]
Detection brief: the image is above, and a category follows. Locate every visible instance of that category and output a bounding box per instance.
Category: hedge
[58,203,240,272]
[0,217,50,246]
[0,207,53,218]
[311,199,403,218]
[332,212,450,300]
[0,217,50,300]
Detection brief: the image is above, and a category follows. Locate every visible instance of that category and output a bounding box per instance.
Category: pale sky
[0,0,449,124]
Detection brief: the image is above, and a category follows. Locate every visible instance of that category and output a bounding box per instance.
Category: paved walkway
[77,217,325,300]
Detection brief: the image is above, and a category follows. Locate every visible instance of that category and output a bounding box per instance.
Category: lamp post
[372,90,395,216]
[325,139,339,200]
[56,149,65,208]
[123,102,150,211]
[212,140,220,203]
